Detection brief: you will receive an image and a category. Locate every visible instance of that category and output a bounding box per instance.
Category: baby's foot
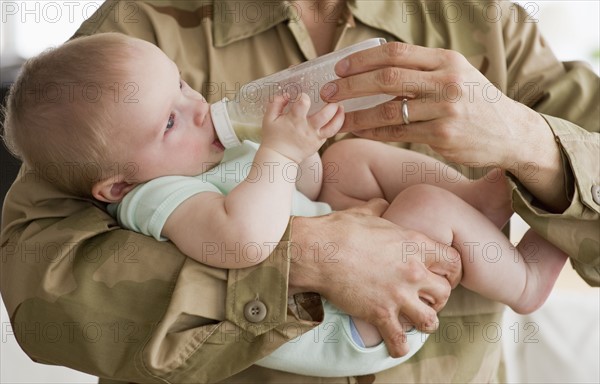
[471,169,513,229]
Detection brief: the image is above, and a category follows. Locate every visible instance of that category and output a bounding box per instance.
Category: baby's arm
[296,153,323,200]
[162,95,343,269]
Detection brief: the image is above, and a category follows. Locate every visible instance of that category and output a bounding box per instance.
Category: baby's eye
[166,113,175,131]
[180,81,183,90]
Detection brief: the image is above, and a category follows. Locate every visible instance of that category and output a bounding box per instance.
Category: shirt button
[592,185,600,205]
[244,300,267,323]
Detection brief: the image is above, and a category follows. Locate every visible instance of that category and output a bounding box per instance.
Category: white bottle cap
[210,98,242,148]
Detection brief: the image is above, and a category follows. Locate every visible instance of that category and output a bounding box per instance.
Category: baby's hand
[262,93,344,163]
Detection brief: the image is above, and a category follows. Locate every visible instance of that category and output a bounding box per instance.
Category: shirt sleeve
[110,175,223,241]
[0,4,324,383]
[502,3,600,286]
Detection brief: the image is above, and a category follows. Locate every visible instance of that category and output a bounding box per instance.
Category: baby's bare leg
[319,139,566,345]
[384,184,567,315]
[319,139,512,228]
[511,229,569,313]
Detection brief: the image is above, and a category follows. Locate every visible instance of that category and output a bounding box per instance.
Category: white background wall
[1,1,599,383]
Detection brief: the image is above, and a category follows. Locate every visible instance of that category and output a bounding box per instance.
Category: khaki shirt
[1,1,598,383]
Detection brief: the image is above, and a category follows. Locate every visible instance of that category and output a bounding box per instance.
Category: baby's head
[2,33,136,197]
[3,33,223,202]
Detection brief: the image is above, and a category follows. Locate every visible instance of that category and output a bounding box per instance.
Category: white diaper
[256,300,429,377]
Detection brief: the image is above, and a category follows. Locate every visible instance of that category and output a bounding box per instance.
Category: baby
[2,33,567,377]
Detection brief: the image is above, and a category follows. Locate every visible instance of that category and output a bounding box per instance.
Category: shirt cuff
[224,219,324,335]
[508,114,599,285]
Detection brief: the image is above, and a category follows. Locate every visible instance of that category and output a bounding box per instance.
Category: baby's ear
[92,176,137,203]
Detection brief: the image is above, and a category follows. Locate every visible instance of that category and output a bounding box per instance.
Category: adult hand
[288,199,462,358]
[321,42,567,210]
[322,42,555,167]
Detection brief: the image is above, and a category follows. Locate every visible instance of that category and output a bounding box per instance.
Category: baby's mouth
[213,138,225,151]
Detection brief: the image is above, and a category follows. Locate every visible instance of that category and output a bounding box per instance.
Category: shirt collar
[348,0,418,44]
[213,0,290,47]
[213,0,417,47]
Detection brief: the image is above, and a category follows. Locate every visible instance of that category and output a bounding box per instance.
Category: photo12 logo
[1,1,138,24]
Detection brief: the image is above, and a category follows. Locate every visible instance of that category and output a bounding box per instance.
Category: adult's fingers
[374,295,439,358]
[425,244,463,289]
[350,121,438,144]
[341,98,446,132]
[321,42,451,102]
[395,291,440,331]
[335,42,445,77]
[373,312,410,358]
[349,118,477,162]
[322,67,432,102]
[418,273,454,312]
[393,247,453,315]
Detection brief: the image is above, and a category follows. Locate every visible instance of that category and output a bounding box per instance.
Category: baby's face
[112,38,225,183]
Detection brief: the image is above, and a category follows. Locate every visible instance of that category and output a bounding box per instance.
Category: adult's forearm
[501,104,569,213]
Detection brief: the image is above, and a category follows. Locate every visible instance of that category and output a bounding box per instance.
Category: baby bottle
[210,38,395,148]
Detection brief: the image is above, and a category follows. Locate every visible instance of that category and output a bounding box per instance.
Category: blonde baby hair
[2,32,138,197]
